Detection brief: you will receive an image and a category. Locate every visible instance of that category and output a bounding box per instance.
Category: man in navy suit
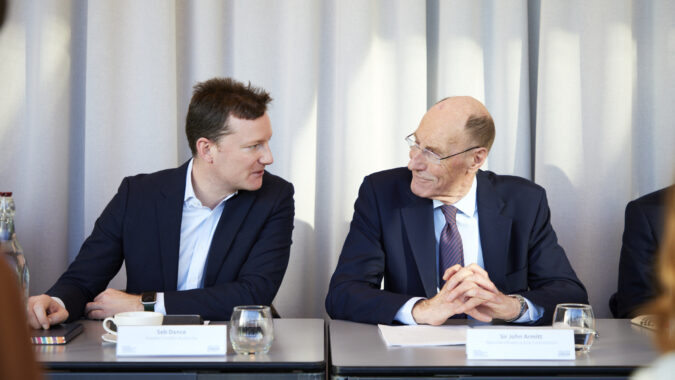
[326,96,587,326]
[610,187,671,318]
[27,78,294,329]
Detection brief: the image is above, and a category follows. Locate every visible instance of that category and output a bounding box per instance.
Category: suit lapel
[156,162,190,291]
[401,194,437,298]
[476,170,512,290]
[203,190,256,285]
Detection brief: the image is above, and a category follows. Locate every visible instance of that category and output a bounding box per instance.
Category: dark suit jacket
[48,161,294,321]
[610,186,670,318]
[325,168,587,325]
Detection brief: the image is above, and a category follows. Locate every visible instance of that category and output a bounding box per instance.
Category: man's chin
[242,178,263,191]
[410,181,432,198]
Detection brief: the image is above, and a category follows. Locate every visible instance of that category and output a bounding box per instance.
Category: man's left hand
[443,264,522,321]
[84,288,143,319]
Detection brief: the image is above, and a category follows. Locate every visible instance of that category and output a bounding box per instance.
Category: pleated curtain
[0,0,673,318]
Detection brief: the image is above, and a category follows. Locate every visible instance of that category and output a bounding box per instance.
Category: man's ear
[195,137,214,164]
[468,147,488,171]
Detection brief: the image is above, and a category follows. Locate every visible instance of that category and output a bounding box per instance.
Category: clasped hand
[411,264,521,325]
[84,288,144,320]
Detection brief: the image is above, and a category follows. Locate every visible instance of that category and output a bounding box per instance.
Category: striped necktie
[439,204,466,318]
[439,204,464,287]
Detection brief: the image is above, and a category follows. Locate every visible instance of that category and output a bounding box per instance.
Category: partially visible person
[0,0,6,26]
[26,77,294,328]
[632,186,675,379]
[0,261,42,380]
[1,2,41,378]
[610,186,672,318]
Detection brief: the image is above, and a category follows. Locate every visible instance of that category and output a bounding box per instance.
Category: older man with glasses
[326,96,587,326]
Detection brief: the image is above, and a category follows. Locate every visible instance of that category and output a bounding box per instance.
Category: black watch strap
[141,291,157,312]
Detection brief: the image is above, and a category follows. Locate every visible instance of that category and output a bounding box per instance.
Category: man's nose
[260,143,274,165]
[407,149,426,171]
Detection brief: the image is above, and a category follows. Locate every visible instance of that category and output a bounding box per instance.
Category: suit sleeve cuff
[154,292,166,315]
[394,297,425,325]
[513,297,544,323]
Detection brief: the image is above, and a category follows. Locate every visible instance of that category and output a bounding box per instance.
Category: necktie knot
[440,204,458,224]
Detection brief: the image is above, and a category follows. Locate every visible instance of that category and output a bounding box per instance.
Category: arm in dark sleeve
[46,179,128,321]
[163,182,294,320]
[325,176,412,325]
[519,189,588,325]
[614,201,657,318]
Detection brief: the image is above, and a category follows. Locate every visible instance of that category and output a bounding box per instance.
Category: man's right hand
[411,280,492,325]
[27,294,69,330]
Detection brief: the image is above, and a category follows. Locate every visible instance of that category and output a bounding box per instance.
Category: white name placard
[116,325,227,356]
[466,328,574,360]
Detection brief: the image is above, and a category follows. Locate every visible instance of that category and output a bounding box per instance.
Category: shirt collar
[184,158,198,204]
[432,175,477,217]
[184,158,237,208]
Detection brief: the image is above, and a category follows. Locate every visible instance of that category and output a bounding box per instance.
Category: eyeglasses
[405,133,480,164]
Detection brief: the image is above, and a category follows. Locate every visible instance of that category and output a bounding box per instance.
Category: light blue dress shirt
[394,177,544,324]
[154,159,237,314]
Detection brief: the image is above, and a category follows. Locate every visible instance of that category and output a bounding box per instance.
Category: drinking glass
[229,305,274,355]
[552,303,598,352]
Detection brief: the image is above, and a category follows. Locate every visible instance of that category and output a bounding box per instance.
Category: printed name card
[466,328,574,360]
[116,325,227,356]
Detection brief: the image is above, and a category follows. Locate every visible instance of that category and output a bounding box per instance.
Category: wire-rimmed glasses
[405,133,480,164]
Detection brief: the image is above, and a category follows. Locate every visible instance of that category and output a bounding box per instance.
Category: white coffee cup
[102,311,164,335]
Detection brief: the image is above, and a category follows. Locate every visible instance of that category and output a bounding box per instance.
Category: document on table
[378,324,467,346]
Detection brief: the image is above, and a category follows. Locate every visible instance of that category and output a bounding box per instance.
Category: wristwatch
[504,294,528,322]
[141,291,157,312]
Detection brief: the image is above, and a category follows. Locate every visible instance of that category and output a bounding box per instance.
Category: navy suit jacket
[325,168,587,325]
[48,161,294,321]
[610,186,670,318]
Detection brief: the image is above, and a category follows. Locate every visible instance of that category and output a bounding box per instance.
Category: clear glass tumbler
[552,303,598,352]
[229,305,274,355]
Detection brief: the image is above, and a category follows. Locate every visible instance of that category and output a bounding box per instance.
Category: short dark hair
[465,114,495,151]
[0,0,6,28]
[185,77,272,155]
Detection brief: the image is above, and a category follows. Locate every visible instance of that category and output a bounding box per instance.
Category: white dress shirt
[394,176,544,324]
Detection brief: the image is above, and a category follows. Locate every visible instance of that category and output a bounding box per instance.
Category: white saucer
[101,333,117,343]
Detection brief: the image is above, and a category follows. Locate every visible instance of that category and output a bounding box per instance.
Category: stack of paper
[378,324,467,346]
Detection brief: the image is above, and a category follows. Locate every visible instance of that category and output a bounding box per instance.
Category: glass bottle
[0,192,30,304]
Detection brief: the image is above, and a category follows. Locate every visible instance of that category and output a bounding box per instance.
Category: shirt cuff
[512,297,544,323]
[51,296,66,310]
[153,292,166,315]
[394,297,425,325]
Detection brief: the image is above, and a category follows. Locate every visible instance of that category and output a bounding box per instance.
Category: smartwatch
[141,291,157,312]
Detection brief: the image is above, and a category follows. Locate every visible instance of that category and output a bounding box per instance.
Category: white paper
[116,325,227,356]
[378,324,467,346]
[466,328,574,360]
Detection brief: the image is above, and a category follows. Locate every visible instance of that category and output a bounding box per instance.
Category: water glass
[552,303,598,352]
[229,305,274,355]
